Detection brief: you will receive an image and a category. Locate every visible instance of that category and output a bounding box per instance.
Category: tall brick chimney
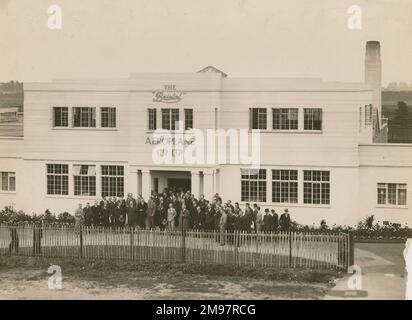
[364,41,384,141]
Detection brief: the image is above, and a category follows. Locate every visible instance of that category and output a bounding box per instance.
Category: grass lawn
[0,256,342,300]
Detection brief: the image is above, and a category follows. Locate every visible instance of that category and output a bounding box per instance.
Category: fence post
[130,228,134,261]
[181,228,186,263]
[289,231,293,268]
[79,226,83,259]
[234,231,238,266]
[349,231,355,267]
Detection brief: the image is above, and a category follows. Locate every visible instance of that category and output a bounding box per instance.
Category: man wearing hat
[279,208,291,232]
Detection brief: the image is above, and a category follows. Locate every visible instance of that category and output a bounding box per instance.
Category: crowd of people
[74,187,292,233]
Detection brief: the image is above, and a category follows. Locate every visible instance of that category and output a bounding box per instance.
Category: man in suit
[219,206,228,246]
[255,206,263,233]
[252,203,259,232]
[74,203,84,231]
[279,208,291,232]
[92,200,101,227]
[262,208,273,232]
[137,197,147,229]
[125,193,137,230]
[242,203,253,232]
[146,195,157,230]
[271,209,279,232]
[83,202,93,227]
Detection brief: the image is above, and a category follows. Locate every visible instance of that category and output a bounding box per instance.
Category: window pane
[377,183,387,205]
[148,109,157,130]
[388,184,397,205]
[184,109,193,130]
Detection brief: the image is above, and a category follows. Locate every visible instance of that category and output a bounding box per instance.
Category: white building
[0,41,411,226]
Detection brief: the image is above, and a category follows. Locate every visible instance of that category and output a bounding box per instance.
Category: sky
[0,0,411,85]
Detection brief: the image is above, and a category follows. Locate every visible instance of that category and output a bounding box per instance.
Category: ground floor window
[241,169,266,202]
[74,165,96,196]
[47,164,69,195]
[1,172,16,192]
[303,170,330,204]
[377,183,407,206]
[101,165,124,197]
[272,170,298,203]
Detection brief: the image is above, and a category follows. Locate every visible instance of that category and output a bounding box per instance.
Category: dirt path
[0,266,334,300]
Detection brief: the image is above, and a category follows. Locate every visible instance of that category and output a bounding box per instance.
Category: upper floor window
[272,170,298,203]
[53,107,68,127]
[250,108,267,130]
[162,108,179,130]
[241,169,266,202]
[184,109,193,130]
[304,108,322,130]
[73,165,96,196]
[272,108,298,130]
[47,164,68,195]
[101,107,116,128]
[377,183,407,206]
[1,172,15,192]
[73,107,96,128]
[148,108,157,131]
[303,170,330,204]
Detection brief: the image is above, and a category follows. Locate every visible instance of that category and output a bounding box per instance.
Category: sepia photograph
[0,0,411,307]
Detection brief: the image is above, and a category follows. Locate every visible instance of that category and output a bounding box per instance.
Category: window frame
[184,108,194,130]
[72,107,96,128]
[272,108,299,130]
[100,107,116,128]
[241,169,267,202]
[148,108,157,131]
[303,170,330,205]
[101,165,124,198]
[53,106,69,127]
[46,164,69,195]
[73,165,96,196]
[250,108,267,130]
[272,169,298,203]
[377,183,407,206]
[304,108,322,131]
[161,108,180,130]
[0,172,16,192]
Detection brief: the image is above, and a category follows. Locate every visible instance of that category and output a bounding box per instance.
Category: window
[101,107,116,128]
[53,107,68,127]
[377,183,407,206]
[73,107,96,128]
[250,108,267,130]
[184,109,193,130]
[148,108,157,130]
[241,169,266,202]
[272,170,298,203]
[101,165,124,197]
[303,170,330,204]
[304,108,322,130]
[47,164,68,195]
[73,165,96,196]
[272,108,298,130]
[1,172,15,192]
[162,108,179,130]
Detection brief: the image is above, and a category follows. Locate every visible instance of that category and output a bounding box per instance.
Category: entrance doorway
[168,178,191,192]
